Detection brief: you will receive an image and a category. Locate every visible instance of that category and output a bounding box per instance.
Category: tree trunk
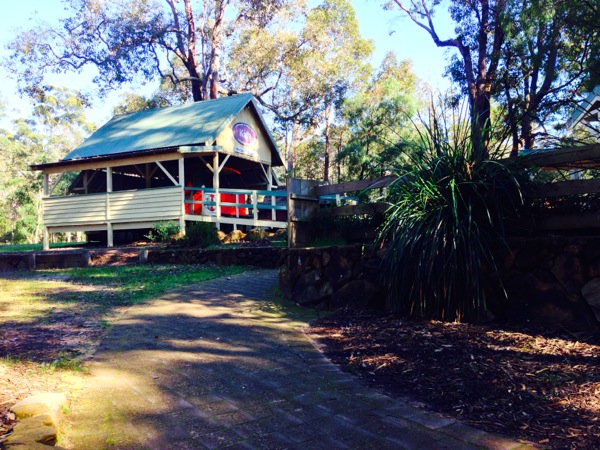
[182,0,203,102]
[323,112,331,183]
[209,0,227,100]
[470,90,491,161]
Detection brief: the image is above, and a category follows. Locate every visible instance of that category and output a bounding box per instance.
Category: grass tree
[378,105,524,322]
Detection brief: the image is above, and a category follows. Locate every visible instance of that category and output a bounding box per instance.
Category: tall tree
[386,0,596,156]
[497,0,594,155]
[228,0,373,174]
[388,0,506,160]
[340,53,420,180]
[6,0,286,102]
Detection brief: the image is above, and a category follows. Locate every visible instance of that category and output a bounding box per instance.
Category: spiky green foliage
[379,118,524,322]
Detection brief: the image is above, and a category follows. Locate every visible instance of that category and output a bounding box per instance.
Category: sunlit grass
[0,264,249,326]
[0,242,86,253]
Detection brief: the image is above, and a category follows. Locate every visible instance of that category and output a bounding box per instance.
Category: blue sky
[0,0,453,126]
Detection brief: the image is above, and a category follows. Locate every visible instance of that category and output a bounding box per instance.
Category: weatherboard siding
[44,186,182,228]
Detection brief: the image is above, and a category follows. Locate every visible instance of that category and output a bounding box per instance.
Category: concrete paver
[62,269,535,450]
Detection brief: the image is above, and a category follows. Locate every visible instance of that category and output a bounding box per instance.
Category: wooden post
[106,167,114,247]
[43,173,49,197]
[145,163,152,188]
[266,165,276,221]
[213,152,220,229]
[42,173,50,251]
[179,157,186,236]
[252,191,258,223]
[43,228,49,251]
[287,178,319,248]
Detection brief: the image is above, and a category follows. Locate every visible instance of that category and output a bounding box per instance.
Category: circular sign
[233,122,258,147]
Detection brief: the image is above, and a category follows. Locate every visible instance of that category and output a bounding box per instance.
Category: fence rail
[517,143,600,231]
[287,176,394,247]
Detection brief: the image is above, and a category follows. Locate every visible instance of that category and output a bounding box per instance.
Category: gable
[215,104,281,166]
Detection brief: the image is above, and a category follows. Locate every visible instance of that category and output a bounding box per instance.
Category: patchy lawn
[309,314,600,450]
[0,264,247,442]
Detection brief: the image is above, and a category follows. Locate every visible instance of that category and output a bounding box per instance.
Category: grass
[63,264,248,307]
[0,264,249,347]
[0,242,86,253]
[0,263,255,419]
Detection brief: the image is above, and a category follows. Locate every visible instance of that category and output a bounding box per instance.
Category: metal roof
[62,93,281,164]
[568,86,600,129]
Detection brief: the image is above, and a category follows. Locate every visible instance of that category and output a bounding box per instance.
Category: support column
[267,165,276,221]
[42,173,50,250]
[43,228,49,251]
[106,167,114,247]
[213,152,220,229]
[179,157,186,235]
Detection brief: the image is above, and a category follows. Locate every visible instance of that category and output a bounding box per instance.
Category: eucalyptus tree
[340,53,420,181]
[496,0,595,155]
[386,0,506,160]
[227,0,373,175]
[7,0,287,102]
[385,0,596,157]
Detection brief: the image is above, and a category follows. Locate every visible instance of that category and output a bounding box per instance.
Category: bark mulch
[308,314,600,450]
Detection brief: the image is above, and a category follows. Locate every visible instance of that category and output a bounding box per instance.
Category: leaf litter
[309,314,599,449]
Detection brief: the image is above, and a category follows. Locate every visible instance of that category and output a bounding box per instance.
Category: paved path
[63,269,533,450]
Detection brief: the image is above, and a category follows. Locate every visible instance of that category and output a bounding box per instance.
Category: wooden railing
[287,176,395,247]
[184,187,287,229]
[44,186,182,232]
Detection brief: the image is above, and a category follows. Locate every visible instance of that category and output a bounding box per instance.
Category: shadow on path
[63,270,532,450]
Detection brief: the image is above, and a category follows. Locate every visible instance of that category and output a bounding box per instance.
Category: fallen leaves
[309,315,600,450]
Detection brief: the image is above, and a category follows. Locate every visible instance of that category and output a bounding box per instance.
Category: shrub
[180,222,220,248]
[378,116,524,322]
[146,221,181,244]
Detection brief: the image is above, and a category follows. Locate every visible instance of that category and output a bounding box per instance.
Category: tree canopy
[386,0,598,156]
[0,86,94,244]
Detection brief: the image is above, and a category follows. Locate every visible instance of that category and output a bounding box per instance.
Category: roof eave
[30,147,179,171]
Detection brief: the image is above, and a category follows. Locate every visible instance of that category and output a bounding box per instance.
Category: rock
[587,258,600,278]
[278,264,293,299]
[5,414,57,446]
[318,281,334,298]
[292,270,322,305]
[501,270,598,331]
[322,251,331,266]
[325,254,353,289]
[222,229,245,243]
[247,228,268,240]
[581,278,600,322]
[551,253,585,294]
[11,392,66,424]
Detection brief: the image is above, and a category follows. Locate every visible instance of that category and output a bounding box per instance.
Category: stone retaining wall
[277,239,600,331]
[145,246,288,268]
[278,244,382,310]
[490,237,600,332]
[0,251,90,271]
[3,239,598,332]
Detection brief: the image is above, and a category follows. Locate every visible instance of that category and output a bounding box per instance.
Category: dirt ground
[308,314,600,450]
